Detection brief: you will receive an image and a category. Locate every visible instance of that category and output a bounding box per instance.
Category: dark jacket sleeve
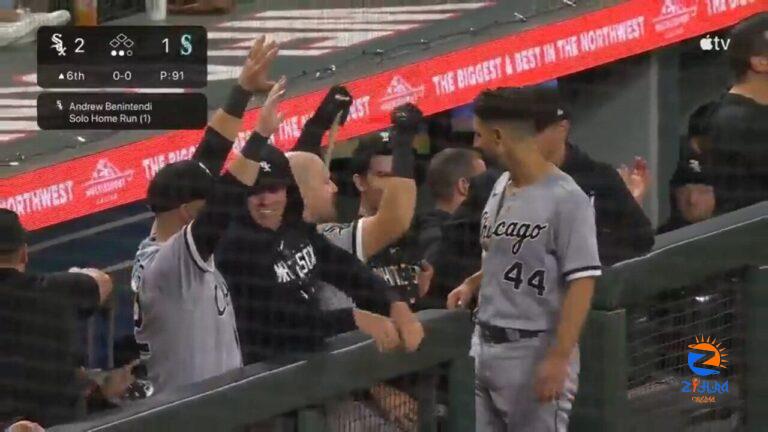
[291,122,325,156]
[428,169,501,292]
[311,230,402,315]
[595,166,654,265]
[219,226,369,363]
[191,127,235,176]
[42,272,100,318]
[189,172,250,262]
[217,227,274,364]
[419,225,443,263]
[709,111,765,213]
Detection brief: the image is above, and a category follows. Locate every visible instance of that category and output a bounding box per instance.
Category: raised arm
[192,36,278,175]
[291,85,353,156]
[605,166,654,263]
[358,103,421,259]
[188,67,286,262]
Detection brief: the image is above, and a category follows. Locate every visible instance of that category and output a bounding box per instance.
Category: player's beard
[476,147,502,170]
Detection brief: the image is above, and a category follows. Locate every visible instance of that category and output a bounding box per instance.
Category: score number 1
[162,35,194,56]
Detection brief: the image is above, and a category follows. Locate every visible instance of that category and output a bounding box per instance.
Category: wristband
[241,131,270,161]
[223,84,252,118]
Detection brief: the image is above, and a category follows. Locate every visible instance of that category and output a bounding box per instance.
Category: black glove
[390,103,423,135]
[308,85,353,130]
[388,103,422,180]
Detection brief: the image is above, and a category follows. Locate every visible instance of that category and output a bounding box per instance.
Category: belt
[477,321,544,344]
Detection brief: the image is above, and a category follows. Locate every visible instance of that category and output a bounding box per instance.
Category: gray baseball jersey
[131,223,242,394]
[315,221,365,310]
[478,169,601,331]
[318,220,366,261]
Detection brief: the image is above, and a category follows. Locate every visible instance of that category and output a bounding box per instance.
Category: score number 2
[75,38,85,53]
[161,35,193,56]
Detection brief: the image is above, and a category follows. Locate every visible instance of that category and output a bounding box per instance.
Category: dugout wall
[49,201,768,431]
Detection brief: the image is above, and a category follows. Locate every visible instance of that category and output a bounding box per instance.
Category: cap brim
[249,178,293,194]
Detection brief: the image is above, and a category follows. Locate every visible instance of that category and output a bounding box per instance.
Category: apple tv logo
[699,35,731,51]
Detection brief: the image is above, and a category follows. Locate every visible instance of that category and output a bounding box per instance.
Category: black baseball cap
[671,159,712,188]
[473,81,568,131]
[350,131,392,176]
[146,160,214,213]
[0,208,26,253]
[249,144,295,194]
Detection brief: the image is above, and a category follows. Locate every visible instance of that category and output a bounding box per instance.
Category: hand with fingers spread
[238,36,280,94]
[255,76,287,138]
[353,309,401,352]
[617,156,650,205]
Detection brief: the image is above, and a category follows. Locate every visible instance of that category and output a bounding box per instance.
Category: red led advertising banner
[1,0,763,230]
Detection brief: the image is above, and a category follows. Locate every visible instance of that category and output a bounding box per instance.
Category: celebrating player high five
[131,37,283,395]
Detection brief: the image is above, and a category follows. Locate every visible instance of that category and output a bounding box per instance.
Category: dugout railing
[50,202,767,432]
[573,201,768,432]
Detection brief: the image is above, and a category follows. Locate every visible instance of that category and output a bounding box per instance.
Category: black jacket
[560,143,654,265]
[0,269,98,427]
[415,209,452,264]
[431,144,653,289]
[707,93,768,213]
[429,168,503,299]
[217,184,400,364]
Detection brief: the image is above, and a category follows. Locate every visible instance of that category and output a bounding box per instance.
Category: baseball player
[287,89,418,264]
[131,38,283,394]
[448,87,601,431]
[287,102,429,306]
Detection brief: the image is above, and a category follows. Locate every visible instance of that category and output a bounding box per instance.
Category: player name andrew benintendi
[480,212,549,255]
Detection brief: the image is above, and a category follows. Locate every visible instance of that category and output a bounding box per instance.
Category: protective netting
[626,269,746,430]
[324,372,442,432]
